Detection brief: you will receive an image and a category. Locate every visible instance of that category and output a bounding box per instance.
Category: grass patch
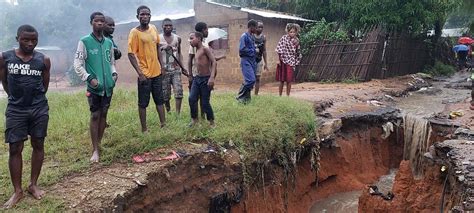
[0,88,315,210]
[341,78,360,84]
[423,61,456,77]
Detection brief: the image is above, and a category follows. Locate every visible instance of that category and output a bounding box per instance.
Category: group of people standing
[237,20,302,103]
[0,4,303,208]
[452,33,474,110]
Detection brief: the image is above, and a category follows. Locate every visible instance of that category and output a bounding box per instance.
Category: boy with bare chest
[188,32,217,127]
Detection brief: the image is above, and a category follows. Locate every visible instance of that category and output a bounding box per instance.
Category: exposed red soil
[232,125,404,212]
[358,160,445,212]
[49,142,243,211]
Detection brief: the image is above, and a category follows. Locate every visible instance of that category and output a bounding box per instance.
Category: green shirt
[74,33,117,96]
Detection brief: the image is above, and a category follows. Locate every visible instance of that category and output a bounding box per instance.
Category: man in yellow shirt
[128,5,166,132]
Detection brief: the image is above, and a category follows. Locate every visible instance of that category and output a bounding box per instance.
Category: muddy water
[396,73,470,116]
[309,169,398,213]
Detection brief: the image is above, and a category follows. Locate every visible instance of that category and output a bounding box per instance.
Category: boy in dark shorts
[74,12,117,163]
[128,5,166,132]
[0,25,51,208]
[188,32,217,127]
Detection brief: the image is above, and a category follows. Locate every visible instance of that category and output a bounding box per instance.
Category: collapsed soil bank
[232,118,403,212]
[54,108,403,212]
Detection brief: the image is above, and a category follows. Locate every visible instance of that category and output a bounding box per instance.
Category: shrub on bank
[423,61,456,77]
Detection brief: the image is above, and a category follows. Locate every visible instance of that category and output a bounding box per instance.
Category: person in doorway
[188,22,209,118]
[276,23,302,96]
[253,20,268,95]
[188,32,217,127]
[159,18,187,114]
[0,25,51,208]
[104,16,122,61]
[236,19,258,103]
[74,12,118,163]
[128,5,166,132]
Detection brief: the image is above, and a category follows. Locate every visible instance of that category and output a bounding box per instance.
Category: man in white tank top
[159,18,187,114]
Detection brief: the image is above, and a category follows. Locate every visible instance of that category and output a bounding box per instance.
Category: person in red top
[276,23,302,96]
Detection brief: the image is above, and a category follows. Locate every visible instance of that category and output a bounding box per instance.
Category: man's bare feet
[27,185,45,200]
[90,151,99,163]
[209,120,215,129]
[2,191,23,209]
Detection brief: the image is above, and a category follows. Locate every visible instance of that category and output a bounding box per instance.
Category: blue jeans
[189,76,214,121]
[240,57,256,90]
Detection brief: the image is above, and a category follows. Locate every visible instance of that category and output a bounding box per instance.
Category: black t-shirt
[2,50,47,107]
[253,34,266,63]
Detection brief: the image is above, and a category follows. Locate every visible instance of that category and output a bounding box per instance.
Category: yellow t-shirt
[128,24,161,78]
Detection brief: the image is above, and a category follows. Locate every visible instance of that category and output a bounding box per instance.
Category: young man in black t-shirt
[0,25,51,209]
[253,20,268,95]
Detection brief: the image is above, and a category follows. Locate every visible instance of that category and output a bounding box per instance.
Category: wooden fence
[296,29,431,82]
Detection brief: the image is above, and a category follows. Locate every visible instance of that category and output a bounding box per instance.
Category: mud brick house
[114,0,312,84]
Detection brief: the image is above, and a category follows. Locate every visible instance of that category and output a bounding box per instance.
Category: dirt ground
[26,72,474,211]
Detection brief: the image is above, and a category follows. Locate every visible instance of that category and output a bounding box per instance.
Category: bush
[300,18,349,54]
[423,61,456,76]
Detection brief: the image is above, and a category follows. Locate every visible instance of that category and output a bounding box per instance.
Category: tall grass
[0,88,315,210]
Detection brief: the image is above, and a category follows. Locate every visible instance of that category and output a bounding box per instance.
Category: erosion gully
[55,73,473,212]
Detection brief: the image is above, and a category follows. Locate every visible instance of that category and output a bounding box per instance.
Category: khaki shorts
[255,61,263,76]
[162,70,184,102]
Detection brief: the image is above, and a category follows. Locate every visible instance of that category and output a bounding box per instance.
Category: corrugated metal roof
[206,0,313,22]
[116,10,195,25]
[36,46,62,51]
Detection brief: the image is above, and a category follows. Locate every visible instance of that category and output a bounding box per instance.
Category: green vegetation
[341,78,360,84]
[0,89,315,210]
[300,19,349,54]
[423,61,456,77]
[216,0,459,37]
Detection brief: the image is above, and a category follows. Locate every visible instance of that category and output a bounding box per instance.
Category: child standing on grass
[0,25,51,208]
[74,12,117,163]
[188,32,217,127]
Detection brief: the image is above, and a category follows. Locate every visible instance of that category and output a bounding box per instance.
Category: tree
[343,0,458,36]
[447,0,474,34]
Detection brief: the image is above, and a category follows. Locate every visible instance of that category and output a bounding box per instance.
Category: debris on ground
[367,100,384,107]
[368,185,395,201]
[132,150,181,163]
[381,122,394,139]
[449,111,464,119]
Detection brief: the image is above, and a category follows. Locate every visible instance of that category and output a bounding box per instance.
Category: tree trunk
[433,19,442,43]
